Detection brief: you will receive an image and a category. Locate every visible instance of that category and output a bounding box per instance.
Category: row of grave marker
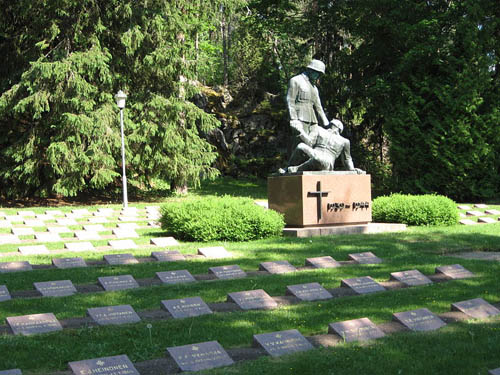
[0,206,160,218]
[0,264,475,332]
[2,297,498,374]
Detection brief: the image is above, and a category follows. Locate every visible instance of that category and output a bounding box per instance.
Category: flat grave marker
[36,214,55,220]
[209,265,247,280]
[466,210,483,217]
[0,235,20,245]
[156,270,196,284]
[34,280,77,297]
[97,208,115,214]
[485,209,500,215]
[74,230,101,241]
[198,246,232,259]
[112,228,139,238]
[457,205,471,210]
[227,289,278,310]
[18,245,50,255]
[0,285,11,302]
[348,252,382,264]
[118,216,139,222]
[161,296,213,318]
[459,219,477,225]
[87,305,141,326]
[478,217,497,224]
[45,210,63,216]
[259,260,297,274]
[285,282,333,301]
[52,257,87,269]
[305,256,341,268]
[328,317,385,342]
[11,227,35,236]
[69,354,140,375]
[24,219,45,227]
[0,369,22,375]
[34,232,62,242]
[474,204,488,209]
[435,264,474,279]
[0,261,32,273]
[167,341,234,372]
[341,276,386,294]
[64,242,95,252]
[390,270,433,287]
[98,275,139,291]
[103,253,139,265]
[151,251,186,262]
[83,224,105,232]
[489,368,500,375]
[393,308,446,331]
[108,239,137,250]
[56,218,78,226]
[17,210,36,217]
[65,213,83,219]
[7,313,63,336]
[451,298,500,319]
[72,209,90,215]
[253,329,314,357]
[150,237,179,247]
[4,216,22,222]
[0,221,11,228]
[148,221,160,228]
[47,226,71,233]
[88,217,108,224]
[117,223,139,230]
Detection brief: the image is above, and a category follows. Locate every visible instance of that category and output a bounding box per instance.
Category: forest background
[0,0,499,202]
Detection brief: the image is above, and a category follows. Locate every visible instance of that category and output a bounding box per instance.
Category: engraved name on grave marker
[305,256,341,268]
[209,265,247,280]
[161,297,213,319]
[285,282,333,301]
[0,285,11,302]
[341,276,386,294]
[167,341,234,372]
[98,275,139,291]
[87,305,141,326]
[435,264,474,279]
[259,260,297,274]
[7,313,63,336]
[227,289,278,310]
[34,280,77,297]
[328,317,385,342]
[151,251,186,262]
[52,257,87,269]
[103,253,139,265]
[0,261,32,273]
[69,354,140,375]
[348,252,382,264]
[393,308,446,331]
[156,270,196,284]
[451,298,500,319]
[390,270,433,287]
[253,329,314,357]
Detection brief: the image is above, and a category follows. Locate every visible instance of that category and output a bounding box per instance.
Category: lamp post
[115,90,128,208]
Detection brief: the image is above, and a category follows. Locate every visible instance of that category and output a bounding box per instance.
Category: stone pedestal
[268,172,371,227]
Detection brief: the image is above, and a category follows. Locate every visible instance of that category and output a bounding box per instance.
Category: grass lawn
[0,178,499,374]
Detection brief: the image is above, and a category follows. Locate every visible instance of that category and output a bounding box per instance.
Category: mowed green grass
[0,180,499,374]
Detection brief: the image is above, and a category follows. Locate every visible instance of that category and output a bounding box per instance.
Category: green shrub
[372,194,459,226]
[160,196,285,242]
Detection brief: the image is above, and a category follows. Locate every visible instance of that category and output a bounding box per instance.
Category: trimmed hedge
[160,196,285,242]
[372,194,459,226]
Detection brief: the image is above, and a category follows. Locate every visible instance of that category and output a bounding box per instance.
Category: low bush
[372,194,459,226]
[160,196,285,242]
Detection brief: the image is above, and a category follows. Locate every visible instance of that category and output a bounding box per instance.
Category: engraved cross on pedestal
[307,181,331,222]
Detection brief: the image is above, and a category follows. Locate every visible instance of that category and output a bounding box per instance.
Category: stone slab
[47,226,71,233]
[34,232,62,242]
[259,260,297,274]
[305,256,341,268]
[121,207,138,215]
[390,270,433,287]
[98,275,139,291]
[103,253,139,265]
[52,257,87,269]
[283,223,406,238]
[485,209,500,215]
[393,308,446,331]
[65,213,83,219]
[268,174,372,226]
[148,221,160,228]
[0,369,22,375]
[23,219,45,227]
[118,216,139,222]
[227,289,278,310]
[156,270,196,284]
[253,329,314,357]
[0,221,11,228]
[209,265,247,280]
[11,227,35,236]
[87,305,141,326]
[478,217,497,224]
[97,208,115,214]
[340,276,385,294]
[0,285,11,302]
[17,210,36,217]
[64,242,95,252]
[328,317,385,342]
[34,280,77,297]
[348,251,382,264]
[83,224,106,232]
[112,228,139,238]
[167,341,234,372]
[460,219,478,225]
[435,264,474,279]
[108,239,137,250]
[451,298,500,319]
[474,204,488,209]
[457,205,471,210]
[116,223,139,230]
[36,214,55,220]
[72,209,90,215]
[0,235,21,245]
[151,251,186,262]
[7,313,62,336]
[56,218,78,226]
[4,216,22,222]
[466,210,483,217]
[0,261,32,273]
[198,246,232,259]
[18,245,50,255]
[150,237,179,247]
[285,282,333,301]
[88,217,108,224]
[161,296,213,319]
[489,368,500,375]
[45,210,64,216]
[74,230,101,241]
[69,354,139,375]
